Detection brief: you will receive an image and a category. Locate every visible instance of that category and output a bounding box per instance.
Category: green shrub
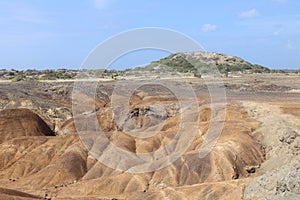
[12,75,24,82]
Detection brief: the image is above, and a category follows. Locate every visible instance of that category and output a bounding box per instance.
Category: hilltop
[135,52,271,74]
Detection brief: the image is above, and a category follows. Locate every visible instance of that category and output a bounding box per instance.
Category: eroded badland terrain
[0,72,299,200]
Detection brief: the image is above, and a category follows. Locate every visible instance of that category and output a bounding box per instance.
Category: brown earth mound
[0,108,55,143]
[0,101,264,199]
[0,100,266,199]
[50,103,264,199]
[0,187,39,199]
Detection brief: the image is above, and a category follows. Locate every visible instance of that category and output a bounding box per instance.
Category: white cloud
[272,25,283,36]
[273,31,280,36]
[239,9,260,19]
[200,24,217,32]
[286,40,296,50]
[93,0,114,10]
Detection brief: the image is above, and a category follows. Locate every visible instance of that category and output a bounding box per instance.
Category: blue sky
[0,0,300,70]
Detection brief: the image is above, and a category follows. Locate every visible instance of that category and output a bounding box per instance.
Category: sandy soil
[0,73,299,199]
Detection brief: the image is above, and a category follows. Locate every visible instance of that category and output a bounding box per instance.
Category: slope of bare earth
[242,102,300,200]
[0,108,55,143]
[0,73,299,199]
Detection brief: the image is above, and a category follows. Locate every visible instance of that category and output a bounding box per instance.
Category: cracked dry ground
[0,79,299,200]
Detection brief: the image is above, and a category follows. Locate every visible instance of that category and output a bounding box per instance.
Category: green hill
[135,52,270,74]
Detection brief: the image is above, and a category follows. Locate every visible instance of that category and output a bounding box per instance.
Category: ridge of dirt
[0,108,55,144]
[242,101,300,200]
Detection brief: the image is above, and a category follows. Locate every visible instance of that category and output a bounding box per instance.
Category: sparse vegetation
[138,52,271,75]
[0,52,299,82]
